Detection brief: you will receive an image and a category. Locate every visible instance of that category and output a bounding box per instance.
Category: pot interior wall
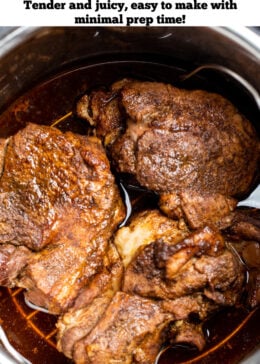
[0,27,259,115]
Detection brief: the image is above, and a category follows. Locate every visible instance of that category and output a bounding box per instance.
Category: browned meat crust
[0,137,9,177]
[226,208,260,242]
[0,123,124,251]
[161,293,218,321]
[77,79,259,228]
[56,242,123,358]
[0,123,125,313]
[73,292,172,364]
[123,224,244,305]
[0,244,31,286]
[169,320,206,351]
[159,190,237,229]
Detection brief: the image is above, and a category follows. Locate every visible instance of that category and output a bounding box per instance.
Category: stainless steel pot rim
[216,26,260,56]
[0,26,259,60]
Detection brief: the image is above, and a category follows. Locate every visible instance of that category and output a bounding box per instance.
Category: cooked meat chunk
[123,225,244,305]
[169,320,206,351]
[116,210,244,307]
[112,210,245,353]
[0,123,125,313]
[56,242,123,359]
[58,211,240,362]
[0,138,9,176]
[19,229,109,314]
[77,79,259,228]
[226,208,260,242]
[159,190,237,229]
[73,292,172,364]
[0,244,31,286]
[161,293,218,321]
[114,209,189,267]
[58,211,228,362]
[0,123,124,251]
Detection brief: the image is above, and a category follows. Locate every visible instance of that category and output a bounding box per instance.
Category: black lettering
[211,0,237,9]
[175,2,186,9]
[75,14,123,24]
[161,1,172,9]
[126,16,153,26]
[175,1,208,9]
[69,1,91,9]
[157,14,185,23]
[23,0,66,9]
[23,0,32,9]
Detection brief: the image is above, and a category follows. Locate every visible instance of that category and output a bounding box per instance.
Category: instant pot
[0,26,259,364]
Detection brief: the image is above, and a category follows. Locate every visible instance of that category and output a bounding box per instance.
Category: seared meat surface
[226,208,260,242]
[119,211,244,305]
[56,211,188,362]
[0,123,124,251]
[0,123,125,313]
[56,242,123,358]
[109,210,245,357]
[56,210,246,363]
[77,79,259,228]
[0,244,31,286]
[73,292,172,364]
[114,209,189,267]
[169,320,206,351]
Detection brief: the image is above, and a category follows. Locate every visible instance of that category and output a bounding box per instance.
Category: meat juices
[0,123,125,313]
[77,79,259,228]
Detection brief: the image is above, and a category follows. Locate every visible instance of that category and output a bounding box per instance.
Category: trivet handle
[181,64,260,109]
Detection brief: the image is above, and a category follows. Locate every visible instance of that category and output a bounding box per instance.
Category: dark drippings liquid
[0,60,259,364]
